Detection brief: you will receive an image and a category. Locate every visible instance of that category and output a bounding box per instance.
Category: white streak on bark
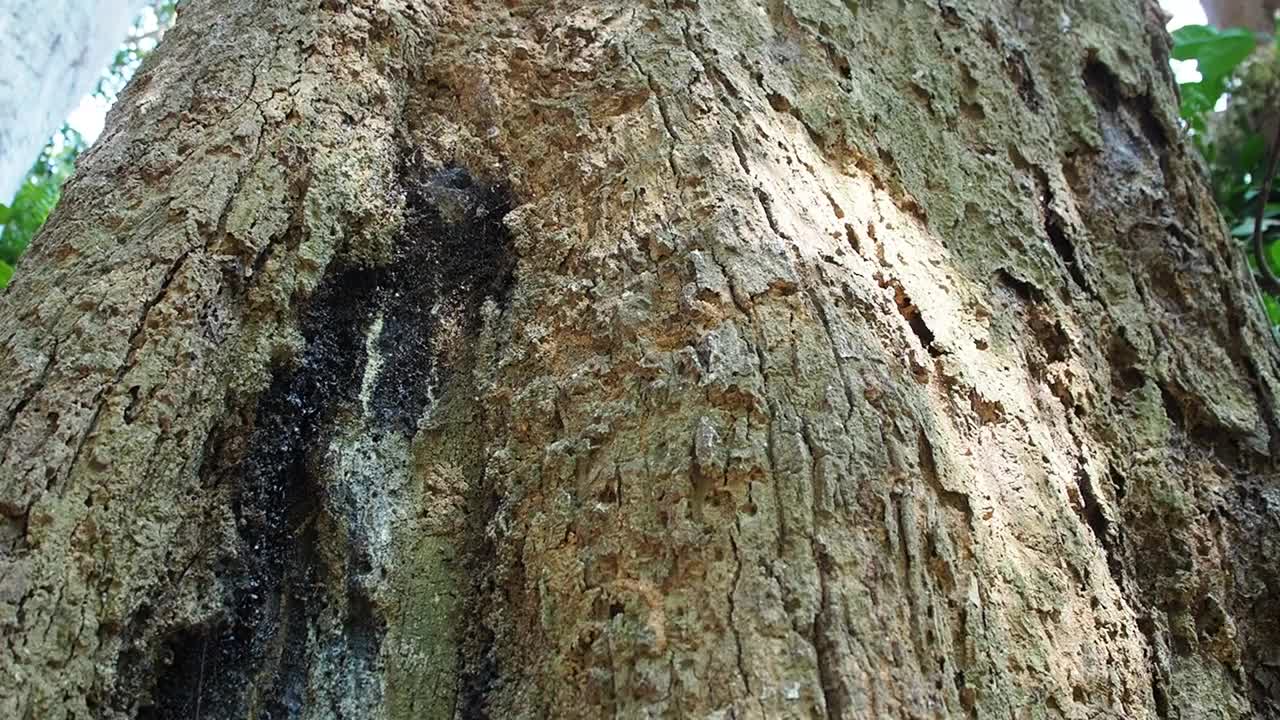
[359,311,385,416]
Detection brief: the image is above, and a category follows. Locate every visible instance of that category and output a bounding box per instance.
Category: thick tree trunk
[3,0,1280,718]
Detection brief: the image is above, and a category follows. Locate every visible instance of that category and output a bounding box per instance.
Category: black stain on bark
[138,263,371,720]
[369,166,517,432]
[134,165,516,719]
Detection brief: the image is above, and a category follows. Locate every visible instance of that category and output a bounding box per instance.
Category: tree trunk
[0,0,146,203]
[1201,0,1277,33]
[3,0,1280,718]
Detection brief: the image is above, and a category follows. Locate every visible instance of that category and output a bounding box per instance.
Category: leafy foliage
[1172,22,1280,328]
[1171,25,1257,134]
[0,129,85,284]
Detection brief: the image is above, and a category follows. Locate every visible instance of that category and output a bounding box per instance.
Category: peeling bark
[2,1,1279,719]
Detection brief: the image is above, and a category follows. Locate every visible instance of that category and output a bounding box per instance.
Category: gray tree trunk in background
[0,0,144,204]
[2,0,1280,718]
[1201,0,1279,32]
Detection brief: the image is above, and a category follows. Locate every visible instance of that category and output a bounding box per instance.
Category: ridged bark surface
[2,1,1279,718]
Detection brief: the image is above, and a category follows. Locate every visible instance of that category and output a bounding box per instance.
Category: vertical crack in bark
[811,572,844,720]
[0,341,57,439]
[878,273,940,362]
[1071,467,1124,590]
[799,286,857,717]
[61,248,194,501]
[751,188,793,243]
[626,53,683,185]
[1029,165,1091,297]
[726,531,752,702]
[456,478,505,720]
[979,18,1042,112]
[133,165,517,719]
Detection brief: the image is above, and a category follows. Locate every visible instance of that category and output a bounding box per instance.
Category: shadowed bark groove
[2,1,1279,719]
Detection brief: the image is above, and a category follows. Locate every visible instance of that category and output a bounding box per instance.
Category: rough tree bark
[2,0,1279,718]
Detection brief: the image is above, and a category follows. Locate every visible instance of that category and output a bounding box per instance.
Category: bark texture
[2,0,1280,719]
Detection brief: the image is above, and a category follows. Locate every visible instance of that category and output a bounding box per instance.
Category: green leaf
[1171,25,1256,83]
[1237,133,1266,171]
[1232,217,1280,238]
[1268,238,1280,275]
[0,168,66,265]
[1178,81,1217,129]
[1265,291,1280,326]
[0,260,11,288]
[1265,293,1280,326]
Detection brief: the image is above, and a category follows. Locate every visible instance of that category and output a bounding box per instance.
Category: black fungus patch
[140,263,374,720]
[138,166,516,718]
[370,166,517,431]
